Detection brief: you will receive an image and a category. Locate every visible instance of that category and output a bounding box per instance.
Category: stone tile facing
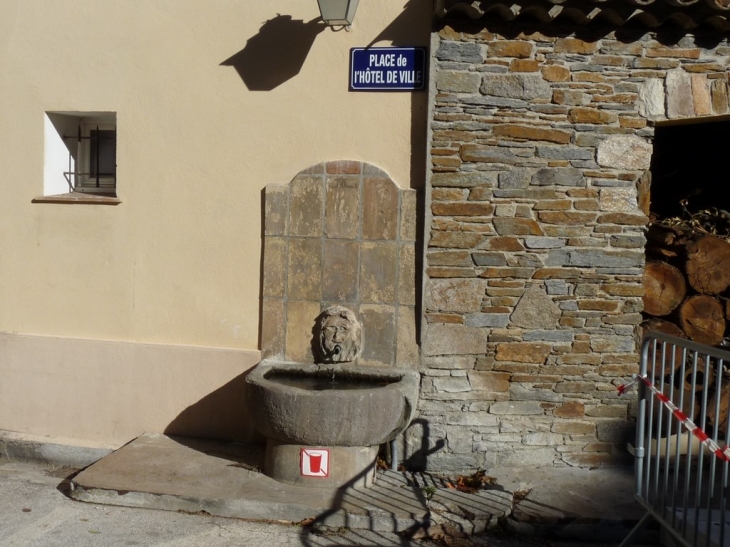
[325,176,360,239]
[261,161,419,367]
[289,176,323,237]
[418,23,730,471]
[363,177,399,240]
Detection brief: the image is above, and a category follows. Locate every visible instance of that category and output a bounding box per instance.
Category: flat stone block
[539,211,597,225]
[711,78,729,114]
[599,188,638,213]
[510,59,539,72]
[590,337,634,353]
[433,376,472,393]
[429,231,485,248]
[548,249,643,268]
[554,402,586,419]
[464,313,510,328]
[289,176,323,237]
[472,252,507,266]
[524,237,565,249]
[691,73,712,116]
[468,371,510,392]
[552,421,595,435]
[396,306,419,368]
[509,384,563,403]
[498,168,531,189]
[263,237,287,298]
[523,433,564,446]
[323,240,359,301]
[261,298,285,358]
[489,40,533,58]
[523,330,574,342]
[265,184,289,236]
[437,41,483,64]
[480,74,551,100]
[432,171,497,188]
[285,300,320,362]
[666,70,694,118]
[495,343,552,363]
[400,189,418,241]
[596,136,652,170]
[531,168,584,187]
[360,242,398,304]
[287,238,322,301]
[553,90,592,106]
[493,218,544,236]
[638,78,665,119]
[425,278,485,313]
[493,125,571,145]
[363,178,399,240]
[568,107,617,125]
[67,433,518,532]
[510,284,562,329]
[432,202,494,216]
[436,71,481,93]
[424,324,488,356]
[489,401,545,416]
[326,176,360,239]
[460,145,519,164]
[554,38,599,54]
[398,244,416,306]
[542,65,570,82]
[428,250,472,267]
[536,147,593,161]
[326,160,361,174]
[360,305,396,366]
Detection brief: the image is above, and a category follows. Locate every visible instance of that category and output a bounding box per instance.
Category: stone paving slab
[70,434,512,533]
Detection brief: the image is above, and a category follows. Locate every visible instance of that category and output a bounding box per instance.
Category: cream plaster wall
[0,333,261,447]
[0,0,430,446]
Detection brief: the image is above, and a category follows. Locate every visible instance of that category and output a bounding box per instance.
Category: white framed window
[44,112,117,197]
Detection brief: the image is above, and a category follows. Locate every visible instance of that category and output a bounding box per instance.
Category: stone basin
[245,360,420,447]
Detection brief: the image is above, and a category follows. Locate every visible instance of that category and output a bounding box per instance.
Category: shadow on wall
[402,418,446,471]
[164,371,264,443]
[366,0,432,48]
[221,1,432,188]
[221,15,325,91]
[365,0,433,189]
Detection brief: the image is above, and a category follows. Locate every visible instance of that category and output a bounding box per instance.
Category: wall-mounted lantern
[316,0,359,27]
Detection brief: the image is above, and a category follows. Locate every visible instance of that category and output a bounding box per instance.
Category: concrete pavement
[0,433,661,546]
[1,459,427,547]
[0,458,657,547]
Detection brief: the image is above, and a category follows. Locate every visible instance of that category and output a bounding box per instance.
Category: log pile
[642,208,730,439]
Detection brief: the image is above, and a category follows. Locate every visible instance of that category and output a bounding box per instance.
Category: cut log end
[678,295,726,347]
[686,235,730,295]
[643,261,687,316]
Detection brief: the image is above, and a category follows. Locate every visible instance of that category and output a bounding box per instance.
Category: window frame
[71,116,117,194]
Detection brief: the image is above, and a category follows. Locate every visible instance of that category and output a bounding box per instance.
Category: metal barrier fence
[620,332,730,547]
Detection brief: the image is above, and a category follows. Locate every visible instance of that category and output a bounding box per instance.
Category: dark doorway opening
[649,118,730,220]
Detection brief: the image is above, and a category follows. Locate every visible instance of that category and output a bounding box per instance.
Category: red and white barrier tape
[618,374,730,462]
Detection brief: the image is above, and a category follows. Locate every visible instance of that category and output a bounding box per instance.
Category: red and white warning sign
[300,448,330,478]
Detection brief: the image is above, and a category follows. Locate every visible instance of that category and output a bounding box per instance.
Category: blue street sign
[350,47,427,91]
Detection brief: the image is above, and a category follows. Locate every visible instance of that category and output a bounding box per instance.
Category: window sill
[32,193,121,205]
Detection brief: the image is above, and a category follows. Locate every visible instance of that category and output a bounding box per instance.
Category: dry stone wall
[415,23,730,471]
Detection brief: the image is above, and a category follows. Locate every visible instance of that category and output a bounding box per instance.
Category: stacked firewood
[641,208,730,438]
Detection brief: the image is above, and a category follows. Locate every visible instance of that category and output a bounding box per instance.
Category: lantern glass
[316,0,359,25]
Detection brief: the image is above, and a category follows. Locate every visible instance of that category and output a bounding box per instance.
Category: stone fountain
[246,306,419,488]
[248,160,420,489]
